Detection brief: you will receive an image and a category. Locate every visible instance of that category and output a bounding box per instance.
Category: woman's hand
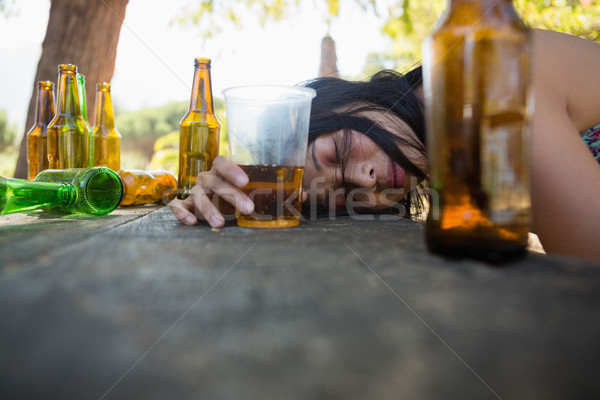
[169,156,255,228]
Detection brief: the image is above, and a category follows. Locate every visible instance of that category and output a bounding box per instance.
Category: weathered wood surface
[1,206,599,399]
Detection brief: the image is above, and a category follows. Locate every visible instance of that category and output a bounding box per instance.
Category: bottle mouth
[194,57,211,67]
[58,64,78,73]
[78,168,123,215]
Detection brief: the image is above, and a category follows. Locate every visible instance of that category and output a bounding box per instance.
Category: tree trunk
[14,0,129,178]
[319,34,339,78]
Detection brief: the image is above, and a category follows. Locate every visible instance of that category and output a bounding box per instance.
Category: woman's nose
[349,161,377,189]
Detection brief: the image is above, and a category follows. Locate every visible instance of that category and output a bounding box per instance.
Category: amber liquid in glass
[27,82,55,180]
[93,135,120,171]
[48,64,89,169]
[178,123,219,196]
[118,170,177,206]
[237,164,304,228]
[177,58,220,199]
[28,133,49,180]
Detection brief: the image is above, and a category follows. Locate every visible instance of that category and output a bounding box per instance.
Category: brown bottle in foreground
[118,169,177,206]
[27,81,55,180]
[47,64,89,169]
[422,0,533,263]
[92,82,121,171]
[178,58,220,199]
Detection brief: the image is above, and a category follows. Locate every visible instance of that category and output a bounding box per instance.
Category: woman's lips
[387,158,406,189]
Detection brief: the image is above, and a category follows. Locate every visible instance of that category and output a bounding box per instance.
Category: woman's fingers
[212,156,249,187]
[169,197,200,226]
[170,184,230,228]
[189,184,226,227]
[196,170,254,216]
[169,157,255,228]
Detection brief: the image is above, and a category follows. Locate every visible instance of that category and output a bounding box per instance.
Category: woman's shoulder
[532,29,600,132]
[532,28,600,56]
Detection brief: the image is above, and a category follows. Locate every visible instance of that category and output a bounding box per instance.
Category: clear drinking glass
[223,85,316,228]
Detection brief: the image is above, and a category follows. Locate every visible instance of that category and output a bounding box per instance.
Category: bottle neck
[77,74,88,121]
[35,82,55,127]
[0,177,75,215]
[94,85,116,129]
[56,70,83,118]
[189,63,215,114]
[443,0,519,25]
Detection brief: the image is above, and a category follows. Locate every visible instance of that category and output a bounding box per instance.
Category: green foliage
[0,109,17,150]
[373,0,447,73]
[0,151,17,177]
[120,97,229,174]
[116,101,188,144]
[121,150,150,170]
[153,130,179,153]
[174,0,599,74]
[148,148,179,174]
[370,0,600,72]
[515,0,600,41]
[172,0,295,38]
[148,130,179,174]
[215,102,229,158]
[0,0,17,18]
[117,98,227,143]
[0,109,17,177]
[172,0,376,37]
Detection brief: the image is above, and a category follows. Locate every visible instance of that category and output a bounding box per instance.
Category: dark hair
[302,67,428,219]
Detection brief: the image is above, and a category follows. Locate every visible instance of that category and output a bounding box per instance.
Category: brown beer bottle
[92,82,121,171]
[422,0,533,262]
[118,169,177,206]
[47,64,90,169]
[27,81,55,180]
[178,58,220,199]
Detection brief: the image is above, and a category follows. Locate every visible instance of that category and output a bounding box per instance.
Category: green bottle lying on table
[0,167,123,216]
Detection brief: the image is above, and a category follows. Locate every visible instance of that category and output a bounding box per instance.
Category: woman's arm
[531,86,600,262]
[530,30,600,262]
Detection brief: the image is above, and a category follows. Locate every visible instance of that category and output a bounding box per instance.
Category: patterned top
[580,124,600,162]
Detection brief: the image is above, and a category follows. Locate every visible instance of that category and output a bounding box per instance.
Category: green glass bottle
[77,73,90,123]
[47,64,90,169]
[77,73,94,166]
[0,167,123,215]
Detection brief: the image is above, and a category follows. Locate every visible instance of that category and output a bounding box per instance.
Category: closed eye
[333,137,341,164]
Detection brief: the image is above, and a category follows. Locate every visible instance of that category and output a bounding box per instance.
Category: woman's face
[303,126,426,212]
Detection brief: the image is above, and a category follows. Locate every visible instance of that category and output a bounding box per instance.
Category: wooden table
[1,206,599,399]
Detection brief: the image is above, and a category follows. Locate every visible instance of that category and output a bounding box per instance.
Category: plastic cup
[223,85,316,228]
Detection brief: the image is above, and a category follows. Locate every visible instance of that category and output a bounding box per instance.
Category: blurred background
[1,0,598,178]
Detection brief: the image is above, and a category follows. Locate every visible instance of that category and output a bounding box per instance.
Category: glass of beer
[223,85,316,228]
